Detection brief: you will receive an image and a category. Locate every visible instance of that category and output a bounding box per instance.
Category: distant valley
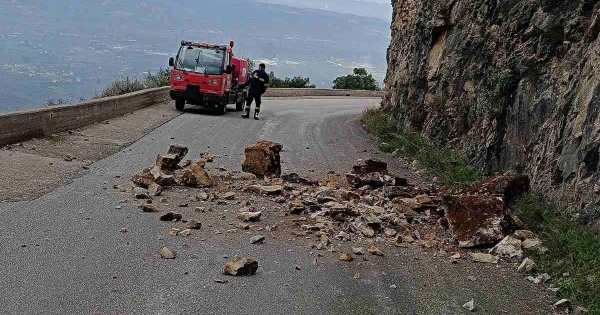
[0,0,390,112]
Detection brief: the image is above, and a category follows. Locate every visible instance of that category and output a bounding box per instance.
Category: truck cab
[168,40,248,114]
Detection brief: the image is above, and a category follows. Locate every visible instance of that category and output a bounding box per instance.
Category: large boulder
[444,195,514,248]
[155,154,180,172]
[443,175,530,204]
[346,172,385,188]
[241,141,283,178]
[180,162,214,187]
[167,144,188,164]
[132,172,154,188]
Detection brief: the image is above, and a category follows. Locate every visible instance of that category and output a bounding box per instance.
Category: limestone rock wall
[382,0,600,222]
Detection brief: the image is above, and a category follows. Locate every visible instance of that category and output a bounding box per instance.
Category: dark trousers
[245,93,262,111]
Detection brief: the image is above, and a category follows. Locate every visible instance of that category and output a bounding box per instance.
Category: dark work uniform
[244,70,270,118]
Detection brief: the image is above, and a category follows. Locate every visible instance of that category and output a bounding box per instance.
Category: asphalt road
[0,99,552,314]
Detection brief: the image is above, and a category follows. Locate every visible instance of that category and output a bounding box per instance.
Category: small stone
[186,220,202,230]
[384,228,397,237]
[463,299,475,312]
[357,223,375,238]
[221,192,236,200]
[471,253,499,264]
[223,257,258,276]
[339,253,354,262]
[169,228,180,236]
[537,273,551,283]
[178,229,192,237]
[352,247,365,255]
[160,212,182,222]
[320,234,330,246]
[353,272,360,279]
[295,264,302,270]
[517,258,536,273]
[148,183,162,196]
[214,279,229,284]
[248,185,284,195]
[195,206,205,213]
[119,228,127,234]
[234,222,250,230]
[575,306,589,314]
[335,231,351,241]
[250,235,265,244]
[553,299,571,313]
[467,276,476,281]
[238,211,262,222]
[522,238,542,249]
[368,246,384,256]
[133,187,150,199]
[159,247,176,259]
[289,199,306,214]
[141,204,160,213]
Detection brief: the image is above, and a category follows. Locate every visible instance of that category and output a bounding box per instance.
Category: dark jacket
[247,70,270,95]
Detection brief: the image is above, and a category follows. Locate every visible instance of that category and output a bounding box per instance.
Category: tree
[269,72,316,88]
[245,58,255,73]
[332,68,380,91]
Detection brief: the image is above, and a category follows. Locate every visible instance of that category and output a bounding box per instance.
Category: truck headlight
[208,78,219,85]
[174,73,183,81]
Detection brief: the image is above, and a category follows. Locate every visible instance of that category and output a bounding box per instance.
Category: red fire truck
[168,40,249,114]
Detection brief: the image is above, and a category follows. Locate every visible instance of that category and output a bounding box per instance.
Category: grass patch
[94,67,171,99]
[515,192,600,313]
[360,107,482,185]
[46,134,64,142]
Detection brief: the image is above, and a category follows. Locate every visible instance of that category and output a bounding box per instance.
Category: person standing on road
[242,63,270,120]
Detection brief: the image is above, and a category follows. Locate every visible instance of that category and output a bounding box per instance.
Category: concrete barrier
[0,87,170,146]
[265,88,384,98]
[0,87,382,146]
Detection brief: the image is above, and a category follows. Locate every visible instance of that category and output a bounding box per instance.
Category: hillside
[0,0,390,111]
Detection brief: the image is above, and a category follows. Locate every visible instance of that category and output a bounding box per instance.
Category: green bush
[94,67,171,99]
[361,107,482,185]
[145,68,171,89]
[514,192,600,313]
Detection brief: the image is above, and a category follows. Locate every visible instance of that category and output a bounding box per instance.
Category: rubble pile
[128,142,547,290]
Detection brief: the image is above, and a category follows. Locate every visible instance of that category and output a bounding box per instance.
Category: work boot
[254,110,260,120]
[242,108,250,118]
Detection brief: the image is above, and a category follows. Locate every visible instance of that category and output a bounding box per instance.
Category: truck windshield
[175,46,224,75]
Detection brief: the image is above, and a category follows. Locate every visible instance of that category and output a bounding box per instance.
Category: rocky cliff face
[382,0,600,222]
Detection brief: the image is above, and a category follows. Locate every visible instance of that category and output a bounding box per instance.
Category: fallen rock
[234,222,250,230]
[132,172,154,188]
[320,234,330,246]
[356,223,375,237]
[384,228,398,237]
[389,174,409,186]
[186,220,202,230]
[223,257,259,276]
[384,186,418,198]
[155,154,180,172]
[513,230,537,240]
[150,166,178,186]
[463,299,475,312]
[221,192,236,200]
[553,299,572,313]
[517,258,536,273]
[339,253,354,261]
[242,141,283,178]
[352,247,365,255]
[160,212,182,222]
[181,162,214,187]
[250,235,265,244]
[133,187,150,199]
[489,235,523,258]
[159,247,176,259]
[445,195,512,248]
[178,229,192,237]
[289,199,306,214]
[167,143,189,165]
[282,173,318,185]
[148,183,163,197]
[352,159,387,174]
[522,238,542,249]
[141,204,160,212]
[368,246,384,256]
[471,253,499,264]
[238,211,262,222]
[346,172,385,188]
[248,185,283,195]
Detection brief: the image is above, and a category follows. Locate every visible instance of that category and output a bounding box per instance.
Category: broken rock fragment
[223,257,259,276]
[160,212,182,222]
[346,172,385,189]
[148,183,163,197]
[167,143,189,165]
[250,235,265,244]
[248,185,283,195]
[517,258,536,273]
[289,199,306,214]
[133,187,150,199]
[241,141,283,178]
[339,253,354,262]
[352,159,388,175]
[471,253,499,264]
[181,162,214,187]
[141,204,160,212]
[132,172,154,188]
[368,246,384,256]
[282,173,318,186]
[238,211,262,222]
[186,220,202,230]
[159,247,177,259]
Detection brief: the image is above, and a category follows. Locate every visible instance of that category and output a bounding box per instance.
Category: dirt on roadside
[0,101,181,202]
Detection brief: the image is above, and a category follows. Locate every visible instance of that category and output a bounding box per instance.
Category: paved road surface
[0,99,552,314]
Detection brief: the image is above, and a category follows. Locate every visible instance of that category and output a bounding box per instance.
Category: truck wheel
[175,99,185,111]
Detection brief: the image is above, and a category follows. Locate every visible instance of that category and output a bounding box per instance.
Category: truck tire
[175,99,185,111]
